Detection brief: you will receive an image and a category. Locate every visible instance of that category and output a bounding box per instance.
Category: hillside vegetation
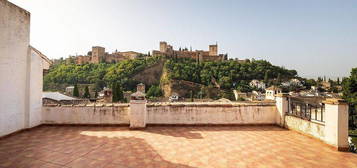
[44,56,161,91]
[165,58,297,89]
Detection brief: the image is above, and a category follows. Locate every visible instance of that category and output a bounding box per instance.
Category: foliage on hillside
[343,68,357,105]
[342,68,357,129]
[45,56,298,100]
[165,58,298,90]
[44,56,161,91]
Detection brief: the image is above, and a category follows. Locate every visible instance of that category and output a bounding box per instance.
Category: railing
[287,97,325,123]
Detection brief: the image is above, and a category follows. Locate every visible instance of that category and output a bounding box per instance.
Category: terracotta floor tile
[65,157,109,168]
[0,125,356,168]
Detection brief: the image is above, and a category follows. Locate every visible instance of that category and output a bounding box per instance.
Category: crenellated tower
[91,46,105,63]
[209,44,218,56]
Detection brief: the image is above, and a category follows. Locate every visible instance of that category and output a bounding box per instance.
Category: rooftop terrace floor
[0,125,356,168]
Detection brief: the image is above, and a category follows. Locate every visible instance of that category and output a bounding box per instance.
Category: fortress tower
[91,46,105,63]
[160,41,168,53]
[209,44,218,56]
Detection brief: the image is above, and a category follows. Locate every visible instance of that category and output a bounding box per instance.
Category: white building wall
[0,0,31,136]
[28,49,45,127]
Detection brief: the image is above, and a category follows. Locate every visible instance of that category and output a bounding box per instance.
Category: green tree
[83,86,90,98]
[94,89,98,98]
[343,68,357,105]
[112,83,118,102]
[264,71,269,84]
[337,77,340,85]
[276,73,282,85]
[219,76,232,89]
[304,79,317,89]
[342,68,357,128]
[73,84,79,97]
[116,83,124,102]
[95,80,106,91]
[147,85,163,98]
[221,90,235,100]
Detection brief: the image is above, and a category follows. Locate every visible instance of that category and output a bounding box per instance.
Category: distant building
[42,92,88,105]
[265,86,282,100]
[233,58,249,64]
[152,41,227,62]
[43,92,74,100]
[281,78,302,87]
[65,86,74,95]
[321,81,331,89]
[249,80,266,90]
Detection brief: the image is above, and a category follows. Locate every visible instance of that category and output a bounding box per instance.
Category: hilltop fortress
[66,41,227,64]
[152,41,227,62]
[68,46,142,64]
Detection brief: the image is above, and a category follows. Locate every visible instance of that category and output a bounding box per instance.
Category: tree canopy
[44,56,161,91]
[165,58,298,90]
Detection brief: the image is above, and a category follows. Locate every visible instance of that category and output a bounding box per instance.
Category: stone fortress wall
[71,46,142,64]
[152,41,227,62]
[66,41,230,65]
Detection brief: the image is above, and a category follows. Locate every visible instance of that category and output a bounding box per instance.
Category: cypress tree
[117,83,124,102]
[112,83,117,102]
[190,90,194,102]
[276,73,281,85]
[83,86,90,98]
[337,77,340,85]
[94,89,98,98]
[264,71,269,84]
[73,84,79,97]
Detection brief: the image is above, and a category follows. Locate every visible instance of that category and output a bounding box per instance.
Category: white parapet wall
[281,96,349,151]
[284,116,325,141]
[42,102,277,125]
[42,104,130,125]
[146,102,277,125]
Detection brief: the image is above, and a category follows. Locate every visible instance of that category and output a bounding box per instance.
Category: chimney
[137,83,145,93]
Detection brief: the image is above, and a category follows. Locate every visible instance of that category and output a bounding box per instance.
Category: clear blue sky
[9,0,357,78]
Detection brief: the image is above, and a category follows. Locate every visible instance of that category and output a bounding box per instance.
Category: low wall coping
[322,98,348,105]
[146,102,276,107]
[43,103,130,107]
[275,93,290,97]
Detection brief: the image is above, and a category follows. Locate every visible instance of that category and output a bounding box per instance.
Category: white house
[281,78,303,87]
[265,86,282,100]
[249,80,266,90]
